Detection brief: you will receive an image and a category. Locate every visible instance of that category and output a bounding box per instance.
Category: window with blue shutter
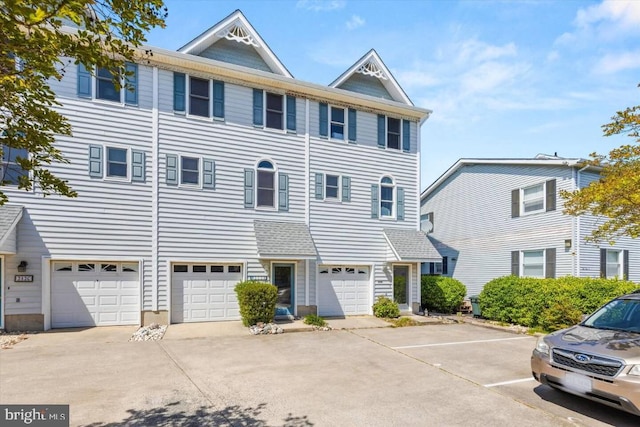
[348,109,357,143]
[213,80,224,119]
[124,63,138,105]
[253,89,263,126]
[88,145,103,178]
[319,103,328,137]
[402,120,410,152]
[173,72,186,112]
[166,154,178,185]
[244,168,254,208]
[342,176,351,202]
[377,115,386,148]
[203,158,215,189]
[286,96,296,132]
[278,173,289,212]
[371,184,379,218]
[397,187,405,220]
[131,150,145,182]
[315,173,324,199]
[77,64,92,98]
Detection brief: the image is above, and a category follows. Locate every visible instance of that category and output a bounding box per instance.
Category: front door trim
[272,262,296,317]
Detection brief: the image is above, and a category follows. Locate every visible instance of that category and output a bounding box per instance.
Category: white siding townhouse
[0,10,439,331]
[420,154,640,297]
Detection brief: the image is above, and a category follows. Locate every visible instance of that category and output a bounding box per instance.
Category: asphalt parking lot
[1,322,638,426]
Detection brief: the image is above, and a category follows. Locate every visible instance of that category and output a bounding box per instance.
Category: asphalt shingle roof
[0,205,23,242]
[254,220,317,258]
[383,228,441,261]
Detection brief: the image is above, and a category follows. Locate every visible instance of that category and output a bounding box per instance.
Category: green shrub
[373,296,400,318]
[303,314,327,327]
[234,281,278,327]
[388,316,419,327]
[421,276,467,314]
[479,276,638,332]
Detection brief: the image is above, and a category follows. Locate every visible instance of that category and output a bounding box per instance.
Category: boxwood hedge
[234,280,278,327]
[421,276,467,314]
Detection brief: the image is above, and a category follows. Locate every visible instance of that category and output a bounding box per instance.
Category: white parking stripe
[392,336,531,349]
[484,378,536,388]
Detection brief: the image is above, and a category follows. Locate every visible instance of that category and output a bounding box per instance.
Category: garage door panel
[318,265,370,317]
[171,265,242,323]
[51,263,140,328]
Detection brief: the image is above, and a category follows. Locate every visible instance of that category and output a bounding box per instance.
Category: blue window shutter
[88,145,103,177]
[77,64,92,98]
[166,154,178,185]
[402,120,410,152]
[131,150,145,182]
[173,72,186,112]
[377,115,386,148]
[244,168,254,208]
[315,173,324,199]
[253,89,263,126]
[319,103,328,137]
[286,96,296,132]
[124,63,138,105]
[203,158,215,189]
[348,109,357,143]
[371,184,379,218]
[213,80,224,119]
[397,187,405,220]
[342,176,351,202]
[278,173,289,212]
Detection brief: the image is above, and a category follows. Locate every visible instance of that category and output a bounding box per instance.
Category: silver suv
[531,291,640,416]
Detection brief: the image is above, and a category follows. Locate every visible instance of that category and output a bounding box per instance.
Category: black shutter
[511,189,520,218]
[545,248,556,278]
[429,212,434,232]
[600,248,607,278]
[624,250,630,280]
[442,256,448,275]
[511,251,520,276]
[546,179,556,212]
[429,263,435,275]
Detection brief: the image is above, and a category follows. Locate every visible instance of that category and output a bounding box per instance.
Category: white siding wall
[4,65,154,315]
[422,164,576,296]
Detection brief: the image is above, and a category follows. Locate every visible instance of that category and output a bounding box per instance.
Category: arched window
[257,160,275,208]
[380,176,394,217]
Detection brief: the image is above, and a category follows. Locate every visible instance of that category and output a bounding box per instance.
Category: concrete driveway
[1,323,637,426]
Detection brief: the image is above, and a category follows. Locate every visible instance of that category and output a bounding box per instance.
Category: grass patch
[387,316,420,328]
[303,314,327,327]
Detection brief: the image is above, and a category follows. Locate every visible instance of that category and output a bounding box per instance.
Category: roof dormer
[177,10,292,78]
[330,49,412,105]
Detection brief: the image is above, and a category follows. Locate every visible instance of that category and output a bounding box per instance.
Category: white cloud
[394,70,439,88]
[454,39,517,64]
[459,61,530,95]
[346,15,365,30]
[296,0,345,12]
[575,0,640,29]
[594,51,640,74]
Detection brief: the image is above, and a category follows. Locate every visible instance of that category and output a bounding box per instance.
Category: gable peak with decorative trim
[330,49,413,106]
[177,10,292,78]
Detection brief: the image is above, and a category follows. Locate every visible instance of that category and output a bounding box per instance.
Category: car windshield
[582,298,640,333]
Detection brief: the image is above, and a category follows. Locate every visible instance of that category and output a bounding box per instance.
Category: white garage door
[171,263,243,323]
[51,261,140,328]
[318,265,371,316]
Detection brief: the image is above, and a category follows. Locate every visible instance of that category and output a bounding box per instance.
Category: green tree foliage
[561,103,640,242]
[0,0,166,204]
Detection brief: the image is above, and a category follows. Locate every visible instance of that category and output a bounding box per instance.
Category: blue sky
[146,0,640,190]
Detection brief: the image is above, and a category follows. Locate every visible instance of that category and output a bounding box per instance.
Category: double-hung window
[1,145,28,185]
[244,160,290,211]
[377,115,411,151]
[78,63,138,105]
[512,179,556,217]
[88,145,146,182]
[257,160,275,207]
[181,156,200,186]
[512,248,556,278]
[380,176,395,217]
[371,176,405,220]
[601,249,629,279]
[173,72,224,119]
[314,173,351,202]
[165,154,215,189]
[319,103,357,142]
[325,174,340,199]
[522,250,544,278]
[253,89,296,132]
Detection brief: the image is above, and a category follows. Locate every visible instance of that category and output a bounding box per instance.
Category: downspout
[575,165,589,277]
[151,66,160,312]
[305,99,310,308]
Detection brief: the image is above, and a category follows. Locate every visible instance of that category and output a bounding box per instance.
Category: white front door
[171,263,243,323]
[51,261,140,328]
[317,265,370,316]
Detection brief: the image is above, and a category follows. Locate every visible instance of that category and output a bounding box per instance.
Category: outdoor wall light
[564,239,572,249]
[17,260,28,272]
